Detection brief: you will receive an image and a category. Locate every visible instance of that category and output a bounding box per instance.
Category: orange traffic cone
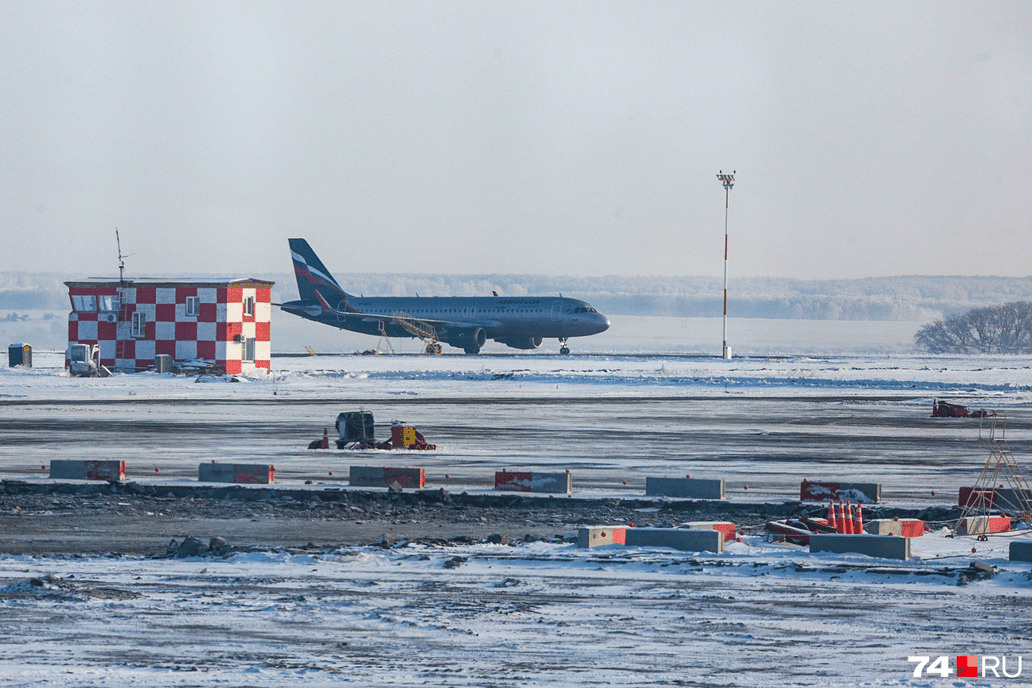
[854,503,864,534]
[835,501,847,533]
[827,501,837,532]
[843,501,854,534]
[321,428,329,449]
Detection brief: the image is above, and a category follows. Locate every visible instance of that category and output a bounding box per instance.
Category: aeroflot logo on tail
[909,655,1023,678]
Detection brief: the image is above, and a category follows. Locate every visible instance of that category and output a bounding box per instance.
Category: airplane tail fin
[288,238,350,307]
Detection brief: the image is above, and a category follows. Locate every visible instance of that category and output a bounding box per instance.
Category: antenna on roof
[114,228,124,284]
[115,229,135,285]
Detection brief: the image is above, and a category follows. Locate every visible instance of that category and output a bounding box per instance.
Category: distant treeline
[915,302,1032,354]
[4,271,1032,322]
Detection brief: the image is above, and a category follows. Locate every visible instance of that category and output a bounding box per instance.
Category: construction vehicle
[67,343,111,377]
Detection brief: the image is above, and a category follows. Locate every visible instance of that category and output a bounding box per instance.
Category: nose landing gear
[559,338,570,355]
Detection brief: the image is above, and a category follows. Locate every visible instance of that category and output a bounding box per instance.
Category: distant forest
[4,272,1032,322]
[915,302,1032,354]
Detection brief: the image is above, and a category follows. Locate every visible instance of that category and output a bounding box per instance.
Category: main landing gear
[559,338,570,356]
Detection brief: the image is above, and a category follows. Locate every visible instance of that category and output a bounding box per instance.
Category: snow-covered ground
[5,347,1032,399]
[3,349,1032,685]
[1,533,1030,687]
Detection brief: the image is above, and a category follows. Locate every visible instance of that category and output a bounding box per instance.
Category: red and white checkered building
[65,278,273,374]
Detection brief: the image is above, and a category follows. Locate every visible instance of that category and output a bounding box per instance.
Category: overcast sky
[1,1,1030,279]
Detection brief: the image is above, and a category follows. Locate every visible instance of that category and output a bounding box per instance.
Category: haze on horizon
[2,1,1030,280]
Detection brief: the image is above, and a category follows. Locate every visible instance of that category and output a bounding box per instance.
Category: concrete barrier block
[956,515,1011,535]
[349,466,425,488]
[49,460,125,481]
[577,526,628,548]
[682,521,738,541]
[800,480,881,504]
[198,463,274,484]
[810,534,911,560]
[864,519,925,537]
[645,477,725,500]
[495,470,571,494]
[1009,541,1032,563]
[625,528,724,553]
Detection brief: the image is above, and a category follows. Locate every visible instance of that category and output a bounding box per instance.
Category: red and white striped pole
[717,170,735,359]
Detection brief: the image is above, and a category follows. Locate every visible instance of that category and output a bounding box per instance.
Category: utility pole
[716,170,735,359]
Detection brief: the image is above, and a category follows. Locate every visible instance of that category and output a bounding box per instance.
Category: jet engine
[496,336,543,350]
[445,326,487,354]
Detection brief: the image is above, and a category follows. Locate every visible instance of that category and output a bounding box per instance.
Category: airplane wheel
[560,346,570,355]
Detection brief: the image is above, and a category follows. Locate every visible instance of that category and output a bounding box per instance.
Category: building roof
[64,277,275,288]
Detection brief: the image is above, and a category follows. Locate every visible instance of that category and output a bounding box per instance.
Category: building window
[131,311,147,338]
[185,296,200,317]
[71,295,96,311]
[243,337,256,362]
[244,296,254,316]
[98,295,120,312]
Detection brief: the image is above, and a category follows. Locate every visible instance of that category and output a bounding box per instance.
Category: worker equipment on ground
[335,411,376,448]
[307,431,332,451]
[932,399,993,418]
[388,424,435,450]
[318,411,437,450]
[766,501,872,544]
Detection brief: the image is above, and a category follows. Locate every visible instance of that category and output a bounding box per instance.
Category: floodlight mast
[717,170,735,359]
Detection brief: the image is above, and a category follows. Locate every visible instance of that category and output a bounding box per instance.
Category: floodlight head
[716,171,735,190]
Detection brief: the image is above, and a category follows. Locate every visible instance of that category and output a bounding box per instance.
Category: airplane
[279,238,610,354]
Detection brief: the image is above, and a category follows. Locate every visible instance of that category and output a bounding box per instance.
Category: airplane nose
[598,314,611,332]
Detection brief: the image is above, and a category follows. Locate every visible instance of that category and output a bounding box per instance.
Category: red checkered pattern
[65,280,273,373]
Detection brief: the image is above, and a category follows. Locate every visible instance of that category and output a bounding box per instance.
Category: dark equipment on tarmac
[335,411,376,448]
[319,411,437,450]
[304,411,438,450]
[932,399,993,418]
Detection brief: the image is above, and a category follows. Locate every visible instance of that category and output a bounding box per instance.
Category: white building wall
[135,339,156,360]
[155,321,175,341]
[175,340,198,361]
